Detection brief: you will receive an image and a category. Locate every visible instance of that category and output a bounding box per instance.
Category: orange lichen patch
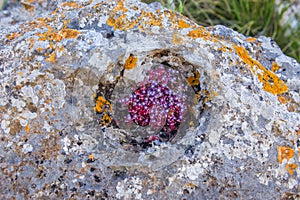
[60,29,80,39]
[178,19,190,28]
[204,90,218,102]
[102,113,112,125]
[277,95,291,104]
[88,154,95,162]
[37,28,80,42]
[162,10,180,26]
[144,11,163,27]
[92,2,105,9]
[94,96,112,113]
[106,1,198,34]
[35,26,79,62]
[28,38,35,49]
[212,34,225,40]
[35,17,54,29]
[184,183,196,189]
[246,37,256,43]
[56,45,65,53]
[173,33,183,45]
[286,163,298,176]
[278,146,294,164]
[6,17,55,44]
[21,1,35,11]
[218,45,233,53]
[26,0,38,3]
[95,96,113,126]
[6,32,22,40]
[233,45,288,95]
[46,52,56,62]
[187,27,211,40]
[187,77,200,86]
[187,70,200,86]
[271,62,280,72]
[37,29,61,41]
[107,14,138,31]
[106,2,197,32]
[25,124,30,133]
[17,71,23,76]
[61,2,81,9]
[113,1,128,13]
[193,92,201,104]
[106,1,133,30]
[257,70,288,95]
[124,54,138,69]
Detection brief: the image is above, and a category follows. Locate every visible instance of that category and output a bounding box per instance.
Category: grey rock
[0,0,299,199]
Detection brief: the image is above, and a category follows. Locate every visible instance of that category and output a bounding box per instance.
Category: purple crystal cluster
[119,65,188,143]
[128,82,183,130]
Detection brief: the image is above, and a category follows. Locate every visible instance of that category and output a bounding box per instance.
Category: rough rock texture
[0,0,300,199]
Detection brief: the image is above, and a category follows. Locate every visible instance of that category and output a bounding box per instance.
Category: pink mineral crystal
[119,65,188,144]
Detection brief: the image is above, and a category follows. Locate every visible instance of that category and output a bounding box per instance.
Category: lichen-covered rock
[0,0,299,199]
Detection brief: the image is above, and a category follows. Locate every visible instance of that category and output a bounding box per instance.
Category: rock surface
[0,0,299,199]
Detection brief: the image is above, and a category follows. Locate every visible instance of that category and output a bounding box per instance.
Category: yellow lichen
[178,19,190,28]
[61,2,81,9]
[107,14,137,31]
[277,95,291,104]
[234,45,288,95]
[271,62,280,72]
[218,45,233,53]
[28,38,35,49]
[6,32,22,40]
[257,71,288,95]
[285,163,298,176]
[21,1,35,11]
[106,2,197,33]
[37,28,80,42]
[60,29,80,39]
[124,54,138,69]
[184,183,196,189]
[187,27,211,40]
[193,92,202,104]
[187,70,200,86]
[88,154,95,162]
[144,11,163,27]
[95,96,111,113]
[102,113,112,125]
[35,25,79,62]
[245,37,256,43]
[278,146,294,164]
[46,52,56,62]
[173,33,183,44]
[94,96,113,126]
[25,124,30,133]
[202,90,218,103]
[106,1,137,31]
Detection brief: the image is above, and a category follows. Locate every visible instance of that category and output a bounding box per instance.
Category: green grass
[142,0,300,62]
